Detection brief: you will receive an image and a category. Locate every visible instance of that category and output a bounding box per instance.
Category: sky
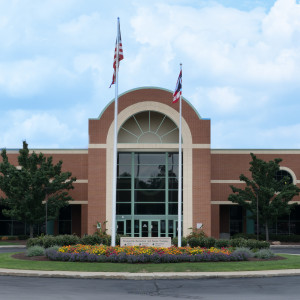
[1,0,300,149]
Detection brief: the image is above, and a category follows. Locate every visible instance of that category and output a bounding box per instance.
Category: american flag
[110,22,124,88]
[173,70,182,103]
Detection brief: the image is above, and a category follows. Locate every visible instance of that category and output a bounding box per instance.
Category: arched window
[118,111,179,143]
[275,170,294,185]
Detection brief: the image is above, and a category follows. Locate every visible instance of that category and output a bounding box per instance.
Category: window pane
[12,221,26,235]
[135,203,165,215]
[134,165,165,177]
[117,191,131,202]
[168,153,179,164]
[135,190,165,202]
[118,165,132,177]
[126,220,131,234]
[169,178,179,189]
[117,221,124,235]
[169,203,180,215]
[59,221,72,235]
[168,165,178,178]
[59,206,71,220]
[118,153,132,165]
[135,153,165,164]
[0,221,12,235]
[116,203,131,215]
[161,220,166,234]
[134,220,139,234]
[117,177,131,189]
[169,190,178,203]
[135,177,165,189]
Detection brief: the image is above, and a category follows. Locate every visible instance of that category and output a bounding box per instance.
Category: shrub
[172,237,188,247]
[42,235,57,248]
[233,247,254,258]
[229,237,248,248]
[245,239,270,250]
[81,234,103,245]
[26,234,80,248]
[254,249,275,259]
[229,238,270,249]
[26,246,45,257]
[215,239,230,248]
[55,235,80,246]
[26,237,44,248]
[186,227,207,239]
[47,245,61,252]
[188,237,201,247]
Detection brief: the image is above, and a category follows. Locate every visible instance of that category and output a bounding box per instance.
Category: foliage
[229,238,269,249]
[45,245,248,263]
[26,234,80,248]
[234,233,300,243]
[188,237,216,248]
[233,247,254,258]
[186,226,207,239]
[94,221,108,237]
[0,141,76,237]
[254,249,275,259]
[26,245,45,257]
[172,237,188,247]
[215,239,230,248]
[81,234,106,245]
[228,153,300,241]
[47,245,61,252]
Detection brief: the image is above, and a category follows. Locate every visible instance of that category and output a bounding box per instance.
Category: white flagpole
[111,18,120,247]
[178,63,182,247]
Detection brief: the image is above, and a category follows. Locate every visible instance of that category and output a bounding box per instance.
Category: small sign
[120,237,171,247]
[196,223,203,229]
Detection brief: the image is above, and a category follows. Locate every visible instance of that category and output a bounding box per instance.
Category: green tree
[228,153,300,241]
[0,141,76,237]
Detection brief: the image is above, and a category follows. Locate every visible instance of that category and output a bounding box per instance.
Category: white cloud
[0,110,87,148]
[131,0,300,85]
[0,57,74,98]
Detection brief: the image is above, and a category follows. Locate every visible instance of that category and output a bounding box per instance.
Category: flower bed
[45,245,250,263]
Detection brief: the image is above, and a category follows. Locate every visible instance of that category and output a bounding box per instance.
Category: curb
[0,245,26,249]
[1,268,300,280]
[270,245,300,248]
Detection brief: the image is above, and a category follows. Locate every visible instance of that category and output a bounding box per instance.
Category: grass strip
[0,242,21,246]
[0,253,299,273]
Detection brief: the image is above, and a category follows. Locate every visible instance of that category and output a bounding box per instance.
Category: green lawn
[0,252,299,273]
[0,241,21,246]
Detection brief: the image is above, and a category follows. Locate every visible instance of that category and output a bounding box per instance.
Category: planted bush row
[233,233,300,243]
[26,234,118,248]
[27,234,270,249]
[172,237,270,249]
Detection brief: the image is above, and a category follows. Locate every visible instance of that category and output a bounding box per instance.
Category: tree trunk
[29,224,34,238]
[265,223,269,241]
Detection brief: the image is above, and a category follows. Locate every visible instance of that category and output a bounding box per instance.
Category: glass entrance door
[140,220,160,237]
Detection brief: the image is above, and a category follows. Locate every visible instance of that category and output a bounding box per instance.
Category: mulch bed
[11,252,286,262]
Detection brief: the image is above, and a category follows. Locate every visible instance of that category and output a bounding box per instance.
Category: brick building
[1,87,300,238]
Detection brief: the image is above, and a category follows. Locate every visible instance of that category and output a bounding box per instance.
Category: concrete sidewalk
[1,268,300,280]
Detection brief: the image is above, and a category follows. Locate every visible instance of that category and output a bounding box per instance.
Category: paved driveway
[1,276,300,300]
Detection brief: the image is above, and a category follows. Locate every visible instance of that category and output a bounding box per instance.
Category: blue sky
[1,0,300,149]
